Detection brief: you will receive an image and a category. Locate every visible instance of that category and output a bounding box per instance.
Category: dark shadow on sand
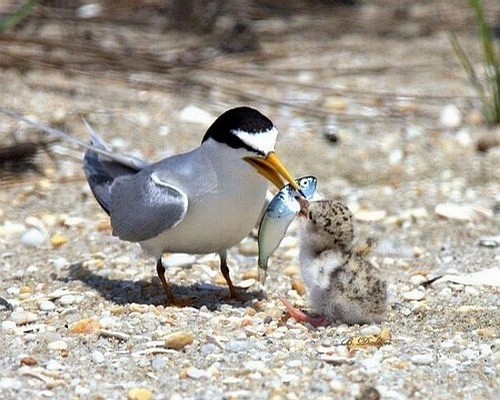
[62,261,265,311]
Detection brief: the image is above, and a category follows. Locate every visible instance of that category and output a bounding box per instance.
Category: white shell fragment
[434,203,493,221]
[439,268,500,287]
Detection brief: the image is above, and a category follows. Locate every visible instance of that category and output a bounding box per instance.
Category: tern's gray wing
[109,170,188,242]
[83,128,150,214]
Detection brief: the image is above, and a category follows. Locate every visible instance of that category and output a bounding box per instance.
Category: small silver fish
[258,176,317,283]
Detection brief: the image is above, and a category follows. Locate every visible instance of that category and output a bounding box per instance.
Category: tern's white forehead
[232,126,278,155]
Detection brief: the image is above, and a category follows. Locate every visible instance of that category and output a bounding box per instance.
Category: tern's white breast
[140,143,268,258]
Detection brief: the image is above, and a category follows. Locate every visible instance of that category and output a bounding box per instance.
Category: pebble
[179,105,214,125]
[329,380,346,393]
[354,209,387,222]
[92,350,105,364]
[47,340,69,352]
[50,233,68,248]
[238,239,259,256]
[225,340,249,353]
[59,294,81,306]
[288,280,305,298]
[127,388,153,400]
[411,353,434,365]
[409,274,427,286]
[439,104,462,128]
[69,318,101,334]
[151,357,167,371]
[46,359,65,371]
[244,360,267,372]
[200,343,218,354]
[477,327,496,338]
[39,300,57,311]
[0,221,26,238]
[10,311,38,325]
[403,289,425,301]
[185,366,211,379]
[1,320,18,332]
[478,236,500,248]
[359,326,382,336]
[20,228,48,247]
[164,331,194,350]
[0,378,23,390]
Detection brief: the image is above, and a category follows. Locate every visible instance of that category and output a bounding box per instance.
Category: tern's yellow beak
[244,152,301,192]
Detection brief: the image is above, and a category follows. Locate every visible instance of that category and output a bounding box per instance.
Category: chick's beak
[244,152,302,194]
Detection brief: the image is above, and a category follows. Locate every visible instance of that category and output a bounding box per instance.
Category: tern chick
[280,200,387,326]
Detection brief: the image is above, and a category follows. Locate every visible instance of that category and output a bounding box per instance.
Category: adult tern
[0,106,302,305]
[83,106,302,305]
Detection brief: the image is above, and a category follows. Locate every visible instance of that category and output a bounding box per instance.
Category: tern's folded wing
[109,171,188,242]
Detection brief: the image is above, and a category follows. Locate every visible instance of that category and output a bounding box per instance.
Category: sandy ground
[0,1,499,399]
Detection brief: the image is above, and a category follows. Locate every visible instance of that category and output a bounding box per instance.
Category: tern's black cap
[202,107,274,154]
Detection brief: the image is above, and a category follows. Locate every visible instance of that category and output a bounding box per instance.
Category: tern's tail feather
[83,129,144,215]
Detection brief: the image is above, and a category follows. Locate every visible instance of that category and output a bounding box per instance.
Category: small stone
[20,228,47,247]
[61,216,86,227]
[225,340,249,353]
[324,96,347,111]
[127,388,153,400]
[329,380,346,393]
[179,105,214,125]
[20,356,37,366]
[440,104,462,128]
[359,325,382,336]
[354,209,387,222]
[10,311,38,325]
[46,359,65,371]
[50,233,68,248]
[2,321,17,332]
[59,294,79,305]
[0,221,26,238]
[200,343,218,354]
[283,265,299,277]
[411,353,434,365]
[92,350,105,364]
[39,300,56,311]
[478,236,500,248]
[244,360,267,372]
[151,357,167,371]
[477,327,496,338]
[409,274,427,286]
[164,331,194,350]
[403,289,425,301]
[96,219,111,231]
[129,303,149,313]
[47,340,69,352]
[69,318,101,334]
[291,279,306,296]
[77,3,103,19]
[185,366,210,379]
[242,270,258,280]
[0,378,23,390]
[238,239,258,256]
[238,278,256,289]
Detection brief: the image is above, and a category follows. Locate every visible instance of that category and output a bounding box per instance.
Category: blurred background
[0,0,498,193]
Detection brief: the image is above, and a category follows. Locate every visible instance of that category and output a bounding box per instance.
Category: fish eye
[300,178,308,187]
